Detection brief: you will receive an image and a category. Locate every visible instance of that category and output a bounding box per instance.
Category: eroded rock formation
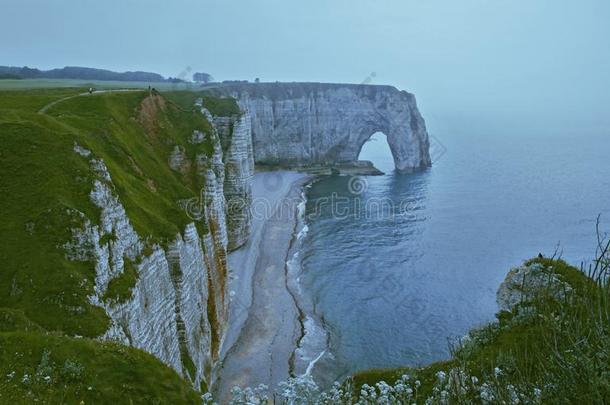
[497,261,573,312]
[206,82,431,172]
[63,100,254,390]
[211,112,255,251]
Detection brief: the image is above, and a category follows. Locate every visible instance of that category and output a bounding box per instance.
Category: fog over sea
[300,130,610,377]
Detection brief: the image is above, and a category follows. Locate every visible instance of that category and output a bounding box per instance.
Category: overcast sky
[3,0,609,136]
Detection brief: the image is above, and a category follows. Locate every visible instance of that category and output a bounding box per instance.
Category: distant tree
[255,77,260,83]
[193,72,213,83]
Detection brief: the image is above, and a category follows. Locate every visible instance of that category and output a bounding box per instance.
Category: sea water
[299,132,610,379]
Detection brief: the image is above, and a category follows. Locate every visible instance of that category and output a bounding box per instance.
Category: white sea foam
[297,225,309,240]
[296,316,329,377]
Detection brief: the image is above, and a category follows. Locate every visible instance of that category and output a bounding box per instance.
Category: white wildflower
[507,384,520,404]
[201,392,214,405]
[493,367,502,378]
[480,382,495,403]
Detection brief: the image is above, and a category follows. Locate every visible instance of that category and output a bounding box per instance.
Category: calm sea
[300,131,610,378]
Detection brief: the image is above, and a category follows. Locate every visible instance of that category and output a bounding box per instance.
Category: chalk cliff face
[206,83,431,172]
[64,102,254,390]
[497,261,572,312]
[211,112,255,251]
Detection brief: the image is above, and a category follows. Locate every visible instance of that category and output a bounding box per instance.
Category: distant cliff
[205,82,431,172]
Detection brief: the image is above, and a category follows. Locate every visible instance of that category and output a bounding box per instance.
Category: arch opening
[357,132,395,173]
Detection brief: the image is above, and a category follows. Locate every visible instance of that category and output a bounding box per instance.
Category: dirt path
[37,88,142,114]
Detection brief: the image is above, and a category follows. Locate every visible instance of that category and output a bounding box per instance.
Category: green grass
[47,90,214,241]
[353,359,455,397]
[0,88,87,112]
[0,89,216,338]
[0,74,22,80]
[199,95,241,116]
[164,90,241,116]
[0,114,109,337]
[0,332,201,404]
[103,259,139,303]
[0,86,239,402]
[0,308,44,333]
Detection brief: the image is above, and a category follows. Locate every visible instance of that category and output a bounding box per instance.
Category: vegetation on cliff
[0,333,201,404]
[0,88,214,335]
[0,87,232,403]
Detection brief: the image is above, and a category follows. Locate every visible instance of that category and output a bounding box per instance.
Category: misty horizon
[3,0,610,137]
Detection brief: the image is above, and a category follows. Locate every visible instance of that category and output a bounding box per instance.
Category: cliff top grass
[0,88,219,337]
[0,87,240,403]
[0,331,201,404]
[164,90,241,116]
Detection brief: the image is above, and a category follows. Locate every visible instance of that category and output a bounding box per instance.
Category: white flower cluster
[205,366,545,405]
[228,384,269,405]
[422,366,542,405]
[277,375,320,404]
[358,375,420,405]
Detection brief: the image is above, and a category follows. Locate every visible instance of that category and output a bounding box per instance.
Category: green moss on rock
[103,258,138,303]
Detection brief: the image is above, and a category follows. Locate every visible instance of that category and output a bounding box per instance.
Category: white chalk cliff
[64,102,255,390]
[207,82,431,172]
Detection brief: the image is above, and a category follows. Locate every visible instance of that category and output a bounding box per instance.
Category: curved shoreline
[213,171,314,402]
[285,181,336,385]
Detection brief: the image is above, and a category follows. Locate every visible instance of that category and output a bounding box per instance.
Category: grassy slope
[353,258,610,403]
[0,332,201,404]
[0,87,230,402]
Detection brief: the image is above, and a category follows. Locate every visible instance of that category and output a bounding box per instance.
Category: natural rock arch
[204,82,431,172]
[356,131,395,168]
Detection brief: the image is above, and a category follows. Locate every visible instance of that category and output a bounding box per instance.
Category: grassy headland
[0,86,235,403]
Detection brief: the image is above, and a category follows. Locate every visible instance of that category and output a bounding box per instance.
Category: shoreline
[285,180,338,387]
[213,171,316,401]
